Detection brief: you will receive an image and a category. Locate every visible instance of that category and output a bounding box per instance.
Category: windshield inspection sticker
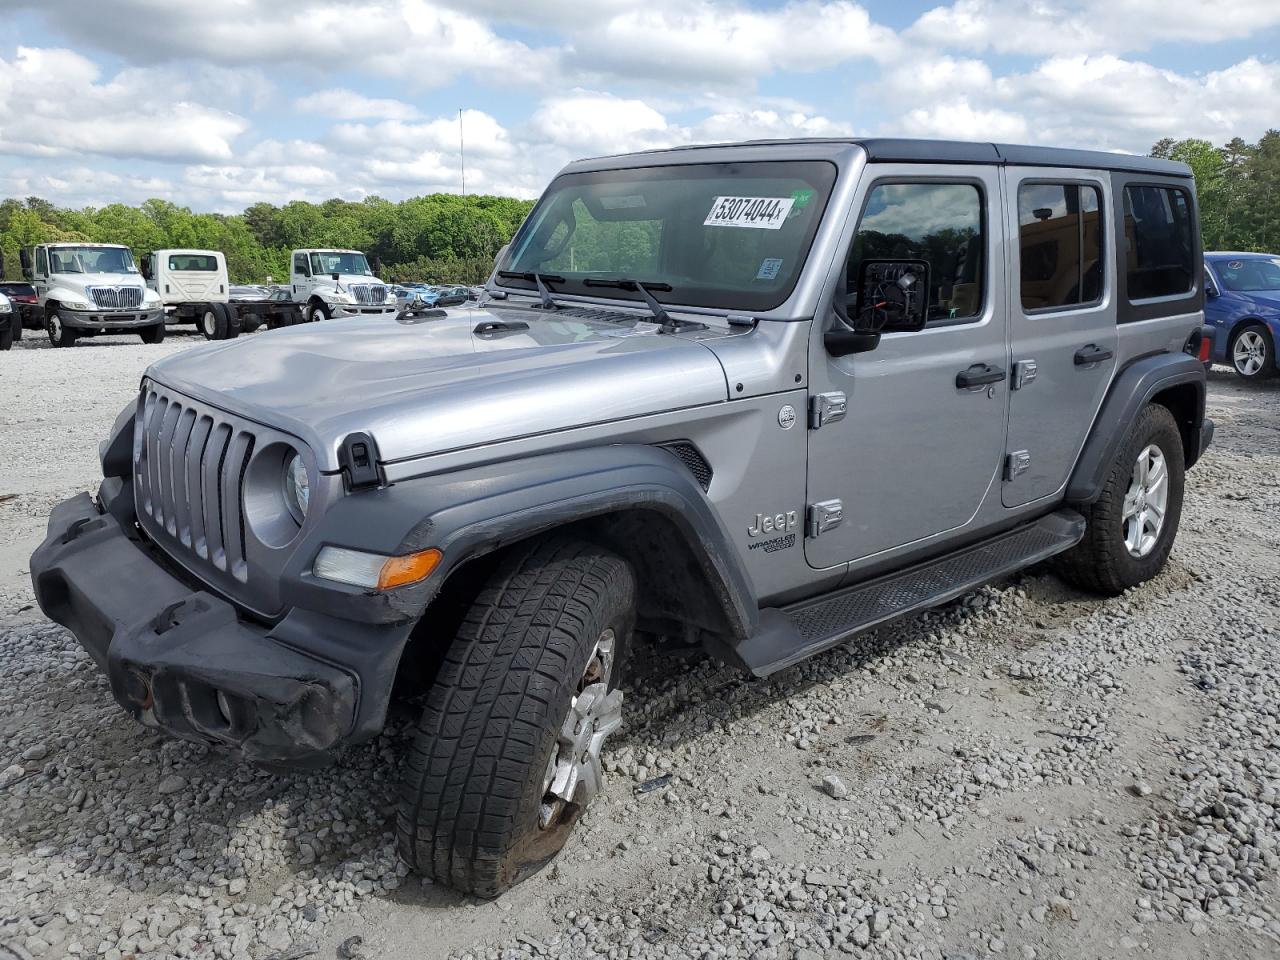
[704,196,795,230]
[756,258,783,280]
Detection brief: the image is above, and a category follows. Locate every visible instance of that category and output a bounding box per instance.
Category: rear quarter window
[1123,185,1194,301]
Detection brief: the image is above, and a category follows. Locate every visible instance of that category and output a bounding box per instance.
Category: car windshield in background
[1215,258,1280,292]
[168,254,219,271]
[497,160,837,313]
[50,246,136,274]
[310,252,372,276]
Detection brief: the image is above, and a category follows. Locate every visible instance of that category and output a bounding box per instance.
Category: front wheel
[397,537,635,898]
[308,301,330,324]
[1230,322,1276,381]
[46,311,76,348]
[139,322,166,344]
[1057,404,1185,596]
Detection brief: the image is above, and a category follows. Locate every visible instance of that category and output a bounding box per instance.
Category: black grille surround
[656,441,713,491]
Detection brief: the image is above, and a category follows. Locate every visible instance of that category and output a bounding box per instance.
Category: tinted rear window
[1124,186,1194,301]
[168,254,219,271]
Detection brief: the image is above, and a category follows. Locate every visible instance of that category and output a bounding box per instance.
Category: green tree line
[0,193,535,285]
[1151,131,1280,252]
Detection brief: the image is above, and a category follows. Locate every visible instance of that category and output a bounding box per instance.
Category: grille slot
[88,286,143,310]
[135,384,255,582]
[349,284,387,305]
[657,441,713,491]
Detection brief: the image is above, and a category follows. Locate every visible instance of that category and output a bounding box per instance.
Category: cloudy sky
[0,0,1277,212]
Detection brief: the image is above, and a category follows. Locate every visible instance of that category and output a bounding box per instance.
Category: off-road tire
[397,537,636,898]
[1057,403,1185,596]
[45,309,76,348]
[1228,321,1276,381]
[139,322,166,344]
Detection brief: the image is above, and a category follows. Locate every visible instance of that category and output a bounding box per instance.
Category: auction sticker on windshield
[704,196,795,230]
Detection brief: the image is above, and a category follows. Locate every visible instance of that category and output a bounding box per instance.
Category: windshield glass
[498,160,837,312]
[1215,258,1280,292]
[310,251,372,276]
[49,246,136,274]
[168,253,219,271]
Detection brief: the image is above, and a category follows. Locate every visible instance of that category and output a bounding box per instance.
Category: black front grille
[658,441,713,491]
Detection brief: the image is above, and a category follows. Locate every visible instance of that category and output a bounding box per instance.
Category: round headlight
[284,453,309,523]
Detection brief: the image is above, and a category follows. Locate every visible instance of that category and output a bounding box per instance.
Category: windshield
[309,251,373,276]
[49,246,136,274]
[168,253,219,271]
[1214,258,1280,293]
[497,160,837,313]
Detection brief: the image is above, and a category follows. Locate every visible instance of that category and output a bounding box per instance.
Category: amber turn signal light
[377,548,443,590]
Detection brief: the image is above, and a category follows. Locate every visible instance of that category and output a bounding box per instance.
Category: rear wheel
[1229,322,1275,381]
[199,303,224,340]
[1057,404,1185,596]
[46,309,76,348]
[397,537,635,897]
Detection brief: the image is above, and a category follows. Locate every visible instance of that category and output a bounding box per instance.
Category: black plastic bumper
[30,493,413,766]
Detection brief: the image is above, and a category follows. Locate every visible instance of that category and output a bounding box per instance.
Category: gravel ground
[1,330,1278,960]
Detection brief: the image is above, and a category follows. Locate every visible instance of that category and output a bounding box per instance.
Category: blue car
[1204,252,1280,381]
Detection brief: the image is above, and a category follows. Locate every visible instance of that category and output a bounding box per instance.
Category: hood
[146,303,732,469]
[53,272,145,293]
[315,275,386,290]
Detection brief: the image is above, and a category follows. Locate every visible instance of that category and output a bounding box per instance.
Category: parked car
[30,138,1213,899]
[0,290,15,349]
[229,284,271,302]
[1203,251,1280,381]
[0,280,39,329]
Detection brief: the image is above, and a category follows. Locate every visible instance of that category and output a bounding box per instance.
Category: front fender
[279,444,759,642]
[1066,352,1207,503]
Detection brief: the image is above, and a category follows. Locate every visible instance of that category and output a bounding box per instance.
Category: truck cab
[21,242,166,347]
[142,249,230,329]
[289,248,397,322]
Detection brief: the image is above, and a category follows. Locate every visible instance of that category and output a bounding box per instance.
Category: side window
[846,182,985,324]
[1123,185,1194,301]
[1018,182,1103,311]
[293,253,309,275]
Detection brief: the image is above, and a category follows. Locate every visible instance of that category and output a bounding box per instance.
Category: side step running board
[739,510,1086,677]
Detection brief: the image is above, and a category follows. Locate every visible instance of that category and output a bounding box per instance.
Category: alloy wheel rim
[1234,331,1266,376]
[1122,444,1169,558]
[539,628,622,829]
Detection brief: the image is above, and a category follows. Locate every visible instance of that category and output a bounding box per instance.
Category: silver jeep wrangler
[31,138,1214,897]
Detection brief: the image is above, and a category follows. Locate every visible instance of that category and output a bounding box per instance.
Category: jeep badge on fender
[30,137,1212,900]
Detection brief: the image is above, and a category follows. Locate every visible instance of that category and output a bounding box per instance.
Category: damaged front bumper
[30,492,413,767]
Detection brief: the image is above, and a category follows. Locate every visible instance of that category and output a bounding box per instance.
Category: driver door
[805,165,1010,570]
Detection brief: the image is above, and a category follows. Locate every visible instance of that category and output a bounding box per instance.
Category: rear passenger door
[1002,168,1116,507]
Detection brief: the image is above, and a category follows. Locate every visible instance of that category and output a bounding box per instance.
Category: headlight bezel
[284,452,310,525]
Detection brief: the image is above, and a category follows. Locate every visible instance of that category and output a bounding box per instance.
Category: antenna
[459,108,467,197]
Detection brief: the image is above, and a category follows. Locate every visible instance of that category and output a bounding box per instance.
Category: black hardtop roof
[593,137,1191,178]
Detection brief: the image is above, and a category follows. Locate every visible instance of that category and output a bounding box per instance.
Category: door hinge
[1005,450,1032,481]
[806,499,844,538]
[809,391,847,430]
[1012,359,1038,390]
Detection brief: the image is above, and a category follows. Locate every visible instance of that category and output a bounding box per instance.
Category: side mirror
[19,248,32,280]
[139,257,151,280]
[1204,283,1218,298]
[853,260,930,333]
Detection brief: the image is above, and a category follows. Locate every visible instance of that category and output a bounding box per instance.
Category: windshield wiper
[582,278,678,332]
[496,270,565,310]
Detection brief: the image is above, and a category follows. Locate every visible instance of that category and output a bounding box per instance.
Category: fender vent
[657,441,713,491]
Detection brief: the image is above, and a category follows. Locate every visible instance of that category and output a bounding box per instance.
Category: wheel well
[390,509,737,700]
[1228,317,1274,349]
[1149,382,1202,467]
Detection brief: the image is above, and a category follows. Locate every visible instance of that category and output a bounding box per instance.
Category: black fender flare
[278,444,759,645]
[1066,352,1208,504]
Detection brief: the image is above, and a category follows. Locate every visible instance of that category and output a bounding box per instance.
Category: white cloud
[0,47,249,162]
[526,93,673,154]
[295,90,422,121]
